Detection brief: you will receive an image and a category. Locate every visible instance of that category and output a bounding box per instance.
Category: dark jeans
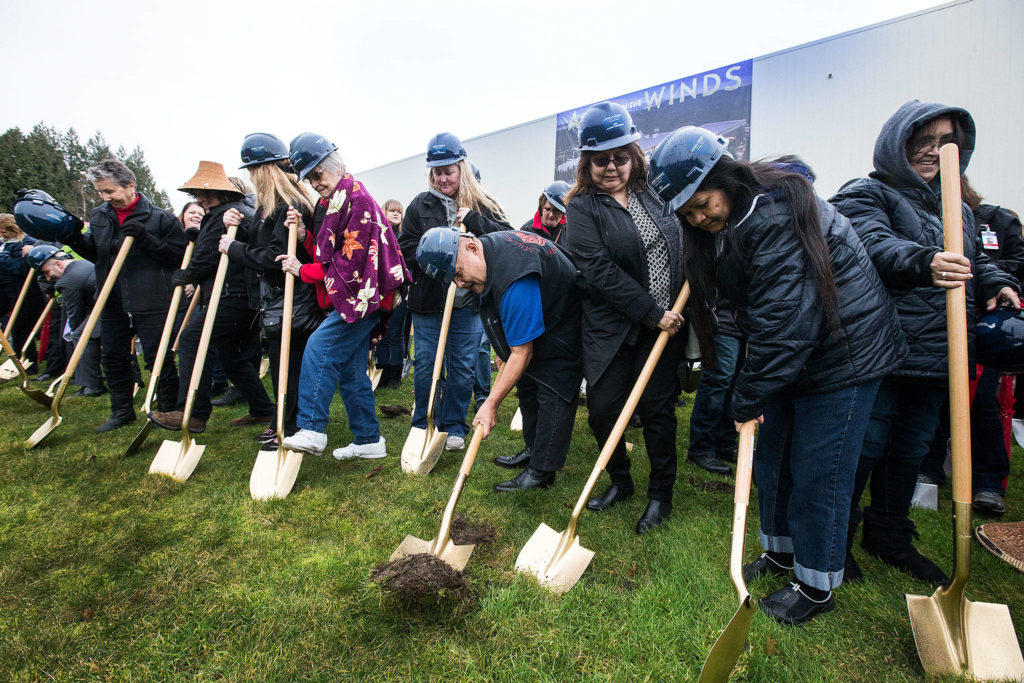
[101,299,180,415]
[411,307,481,439]
[587,328,685,502]
[756,379,881,590]
[374,299,407,367]
[851,378,946,531]
[688,333,744,459]
[518,374,580,473]
[176,296,273,421]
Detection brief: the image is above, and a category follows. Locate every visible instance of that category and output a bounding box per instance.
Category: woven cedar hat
[178,160,242,195]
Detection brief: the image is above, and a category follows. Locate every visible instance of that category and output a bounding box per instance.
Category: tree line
[0,123,171,217]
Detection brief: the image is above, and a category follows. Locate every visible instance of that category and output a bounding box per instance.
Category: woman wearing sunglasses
[564,101,685,535]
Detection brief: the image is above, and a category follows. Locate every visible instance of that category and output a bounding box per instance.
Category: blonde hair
[429,159,507,223]
[248,163,316,218]
[0,214,23,239]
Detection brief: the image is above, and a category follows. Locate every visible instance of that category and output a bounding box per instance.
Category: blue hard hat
[578,101,641,152]
[240,132,290,169]
[288,132,338,180]
[416,226,461,288]
[13,189,84,242]
[648,126,731,217]
[426,132,467,168]
[976,307,1024,372]
[26,244,65,270]
[543,181,572,213]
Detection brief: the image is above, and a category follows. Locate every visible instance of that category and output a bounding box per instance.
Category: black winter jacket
[718,195,907,422]
[65,194,185,314]
[183,201,254,305]
[830,100,1019,381]
[974,204,1024,282]
[564,189,684,385]
[398,190,511,313]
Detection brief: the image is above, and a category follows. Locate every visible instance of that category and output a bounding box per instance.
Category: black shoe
[493,467,555,493]
[717,448,738,464]
[74,386,108,398]
[94,413,136,433]
[742,552,793,583]
[473,396,488,414]
[759,582,834,626]
[675,395,688,407]
[628,413,642,429]
[494,447,532,469]
[687,453,732,475]
[586,484,634,511]
[636,499,672,534]
[32,372,56,383]
[210,381,229,398]
[973,490,1006,515]
[861,513,948,585]
[211,385,244,407]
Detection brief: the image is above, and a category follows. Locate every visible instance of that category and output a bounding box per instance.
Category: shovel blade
[391,535,475,571]
[698,596,757,683]
[510,407,523,431]
[907,592,1024,679]
[0,359,18,382]
[400,426,448,475]
[20,386,53,408]
[515,523,594,594]
[368,366,383,391]
[27,414,61,448]
[249,448,304,500]
[149,439,205,482]
[124,420,153,456]
[391,535,433,561]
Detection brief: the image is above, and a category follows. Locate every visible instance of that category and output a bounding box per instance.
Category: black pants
[45,305,70,377]
[267,328,313,437]
[8,284,47,366]
[518,373,580,473]
[101,297,178,416]
[176,296,273,421]
[587,328,685,502]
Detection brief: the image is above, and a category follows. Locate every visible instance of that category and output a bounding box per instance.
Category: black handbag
[259,277,324,338]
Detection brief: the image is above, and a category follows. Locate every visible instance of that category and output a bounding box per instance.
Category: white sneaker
[1013,418,1024,449]
[445,434,466,451]
[282,429,327,456]
[332,437,387,460]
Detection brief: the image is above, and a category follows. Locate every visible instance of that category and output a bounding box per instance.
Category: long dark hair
[565,142,647,203]
[683,156,841,361]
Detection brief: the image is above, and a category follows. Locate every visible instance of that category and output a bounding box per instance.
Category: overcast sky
[3,0,944,210]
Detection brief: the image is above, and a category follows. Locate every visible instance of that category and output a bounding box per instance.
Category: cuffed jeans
[757,379,881,591]
[297,309,380,443]
[688,333,743,459]
[411,307,481,439]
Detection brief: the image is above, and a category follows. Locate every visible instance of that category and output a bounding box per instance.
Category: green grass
[0,368,1021,681]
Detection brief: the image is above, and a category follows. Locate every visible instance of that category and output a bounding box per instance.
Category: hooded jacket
[830,100,1018,381]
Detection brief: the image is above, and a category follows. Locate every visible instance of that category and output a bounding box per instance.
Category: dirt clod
[450,514,496,545]
[686,474,733,494]
[380,404,411,418]
[371,553,469,601]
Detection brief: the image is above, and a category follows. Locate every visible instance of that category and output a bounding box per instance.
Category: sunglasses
[591,152,631,168]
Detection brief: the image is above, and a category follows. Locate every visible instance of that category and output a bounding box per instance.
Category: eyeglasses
[910,134,958,155]
[591,153,631,168]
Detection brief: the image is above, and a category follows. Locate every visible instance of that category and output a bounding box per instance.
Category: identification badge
[982,228,999,250]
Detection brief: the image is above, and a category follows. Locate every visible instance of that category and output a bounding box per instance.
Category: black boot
[493,447,532,469]
[861,510,948,585]
[384,364,403,389]
[95,386,137,433]
[844,512,863,583]
[636,499,672,534]
[586,484,633,511]
[493,467,555,492]
[156,373,179,413]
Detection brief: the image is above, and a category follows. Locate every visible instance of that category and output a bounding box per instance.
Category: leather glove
[184,227,200,242]
[171,269,189,287]
[121,223,148,242]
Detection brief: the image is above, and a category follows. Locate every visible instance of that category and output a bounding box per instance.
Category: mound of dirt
[686,474,734,494]
[450,514,497,545]
[371,553,469,601]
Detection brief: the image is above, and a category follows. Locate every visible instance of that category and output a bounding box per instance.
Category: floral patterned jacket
[304,173,410,344]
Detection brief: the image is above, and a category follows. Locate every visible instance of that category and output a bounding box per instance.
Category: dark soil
[686,474,734,494]
[450,514,496,545]
[379,404,412,418]
[370,553,469,601]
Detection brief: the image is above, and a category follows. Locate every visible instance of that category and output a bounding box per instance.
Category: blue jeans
[374,299,408,367]
[474,329,491,402]
[756,380,881,591]
[688,333,743,458]
[411,307,482,439]
[296,309,381,443]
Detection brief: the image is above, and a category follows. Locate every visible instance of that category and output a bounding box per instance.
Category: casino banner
[554,60,753,183]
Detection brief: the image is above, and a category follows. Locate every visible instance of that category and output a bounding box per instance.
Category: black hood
[871,99,976,192]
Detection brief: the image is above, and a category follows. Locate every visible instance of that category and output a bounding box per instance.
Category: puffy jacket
[564,188,684,385]
[0,236,37,292]
[974,204,1024,282]
[183,200,254,304]
[398,190,511,314]
[830,100,1019,381]
[63,194,185,314]
[718,195,907,422]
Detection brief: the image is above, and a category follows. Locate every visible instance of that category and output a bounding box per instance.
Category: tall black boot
[95,385,137,433]
[861,509,948,585]
[156,372,179,413]
[844,508,863,583]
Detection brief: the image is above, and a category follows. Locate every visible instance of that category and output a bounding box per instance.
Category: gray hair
[316,151,346,176]
[85,158,136,188]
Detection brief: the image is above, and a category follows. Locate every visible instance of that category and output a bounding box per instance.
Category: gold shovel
[400,280,458,475]
[249,218,303,500]
[1,297,53,384]
[367,351,383,391]
[27,237,135,448]
[0,327,50,407]
[124,242,195,456]
[698,420,758,683]
[150,227,237,482]
[7,299,55,406]
[0,270,38,381]
[905,144,1024,679]
[516,283,690,593]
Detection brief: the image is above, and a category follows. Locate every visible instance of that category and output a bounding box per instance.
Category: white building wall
[359,0,1023,223]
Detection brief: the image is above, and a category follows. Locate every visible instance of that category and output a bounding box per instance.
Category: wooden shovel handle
[142,242,195,413]
[424,223,468,424]
[939,144,971,504]
[173,286,201,353]
[276,216,298,441]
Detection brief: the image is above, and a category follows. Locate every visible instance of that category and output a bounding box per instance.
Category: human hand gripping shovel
[149,226,237,482]
[698,420,757,683]
[249,215,304,500]
[26,237,135,448]
[0,270,38,381]
[124,241,196,456]
[515,282,690,593]
[905,143,1024,679]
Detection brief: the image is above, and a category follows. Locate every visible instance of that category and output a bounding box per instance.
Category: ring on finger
[941,271,947,279]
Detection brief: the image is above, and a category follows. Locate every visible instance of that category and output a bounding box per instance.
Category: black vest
[478,231,583,402]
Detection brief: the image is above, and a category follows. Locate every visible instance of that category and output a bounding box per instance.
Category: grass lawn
[0,366,1021,681]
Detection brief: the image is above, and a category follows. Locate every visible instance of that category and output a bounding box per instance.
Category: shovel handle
[423,223,467,427]
[4,269,34,337]
[939,144,971,504]
[729,421,757,600]
[141,242,196,414]
[276,215,299,442]
[173,286,201,353]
